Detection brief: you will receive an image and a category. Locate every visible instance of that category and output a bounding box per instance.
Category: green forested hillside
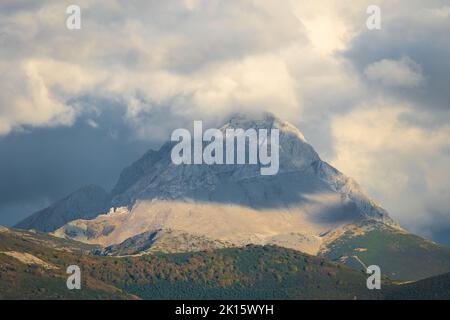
[321,222,450,281]
[386,273,450,300]
[0,228,448,300]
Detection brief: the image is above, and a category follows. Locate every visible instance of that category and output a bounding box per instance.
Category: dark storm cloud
[344,12,450,114]
[423,210,450,247]
[0,98,152,226]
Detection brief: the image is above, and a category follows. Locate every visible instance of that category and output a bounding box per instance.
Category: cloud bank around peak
[0,0,309,138]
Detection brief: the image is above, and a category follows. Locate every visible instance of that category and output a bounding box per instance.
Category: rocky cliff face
[48,113,397,253]
[108,113,393,223]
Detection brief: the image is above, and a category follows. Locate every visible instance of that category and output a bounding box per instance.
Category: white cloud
[364,56,425,88]
[427,5,450,18]
[0,0,309,136]
[86,119,99,128]
[0,60,76,135]
[330,104,450,235]
[0,0,381,136]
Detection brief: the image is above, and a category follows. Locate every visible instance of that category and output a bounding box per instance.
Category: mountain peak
[222,112,307,142]
[17,113,396,238]
[225,111,277,126]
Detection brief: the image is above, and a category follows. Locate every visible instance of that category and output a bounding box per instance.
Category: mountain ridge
[15,184,111,232]
[17,112,395,231]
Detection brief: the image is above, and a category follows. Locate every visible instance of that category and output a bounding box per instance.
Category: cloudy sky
[1,0,450,245]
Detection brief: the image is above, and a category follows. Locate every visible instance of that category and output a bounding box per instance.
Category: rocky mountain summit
[108,113,394,226]
[14,113,450,280]
[17,113,397,246]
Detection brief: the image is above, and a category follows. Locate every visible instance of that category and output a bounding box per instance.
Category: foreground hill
[0,226,132,299]
[1,227,448,300]
[319,221,450,280]
[386,273,450,300]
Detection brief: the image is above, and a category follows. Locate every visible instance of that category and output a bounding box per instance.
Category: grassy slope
[0,228,448,300]
[114,246,384,300]
[0,229,134,299]
[386,273,450,300]
[321,222,450,281]
[0,228,382,300]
